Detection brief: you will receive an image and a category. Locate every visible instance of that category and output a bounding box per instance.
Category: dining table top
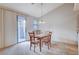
[35,33,49,39]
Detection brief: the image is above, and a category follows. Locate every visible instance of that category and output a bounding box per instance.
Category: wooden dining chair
[28,31,39,52]
[48,32,52,48]
[42,32,52,49]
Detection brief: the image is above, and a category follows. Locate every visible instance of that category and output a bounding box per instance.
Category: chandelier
[39,3,46,24]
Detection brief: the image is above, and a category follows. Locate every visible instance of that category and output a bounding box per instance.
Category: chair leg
[50,41,51,47]
[44,41,51,49]
[48,43,49,49]
[30,43,32,50]
[34,44,35,52]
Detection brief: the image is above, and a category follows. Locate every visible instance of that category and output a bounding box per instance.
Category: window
[33,20,39,30]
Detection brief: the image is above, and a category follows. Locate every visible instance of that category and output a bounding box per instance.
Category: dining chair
[28,31,39,52]
[48,32,52,48]
[42,32,52,49]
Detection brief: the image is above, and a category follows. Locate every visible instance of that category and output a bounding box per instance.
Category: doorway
[17,16,26,43]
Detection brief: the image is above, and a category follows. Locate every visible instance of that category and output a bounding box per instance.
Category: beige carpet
[0,41,78,55]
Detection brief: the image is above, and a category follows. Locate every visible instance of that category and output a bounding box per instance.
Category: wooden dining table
[35,33,49,52]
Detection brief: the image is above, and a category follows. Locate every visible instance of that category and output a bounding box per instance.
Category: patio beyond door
[17,16,26,43]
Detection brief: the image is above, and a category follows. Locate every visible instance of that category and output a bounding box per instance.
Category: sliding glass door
[17,16,26,43]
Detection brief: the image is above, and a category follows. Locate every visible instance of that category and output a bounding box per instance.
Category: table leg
[39,38,42,52]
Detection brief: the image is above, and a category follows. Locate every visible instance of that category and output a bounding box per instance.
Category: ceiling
[0,3,63,18]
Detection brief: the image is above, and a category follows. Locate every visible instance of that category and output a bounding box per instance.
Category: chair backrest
[41,32,52,41]
[48,32,52,40]
[28,31,35,42]
[49,32,52,35]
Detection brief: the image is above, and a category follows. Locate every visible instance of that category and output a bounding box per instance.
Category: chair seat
[31,40,40,44]
[41,36,49,42]
[42,39,50,43]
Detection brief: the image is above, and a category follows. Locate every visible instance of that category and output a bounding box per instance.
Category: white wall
[0,8,17,48]
[0,8,5,48]
[78,33,79,54]
[39,4,77,44]
[4,10,17,47]
[77,14,79,32]
[0,8,3,48]
[76,12,79,54]
[74,3,79,11]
